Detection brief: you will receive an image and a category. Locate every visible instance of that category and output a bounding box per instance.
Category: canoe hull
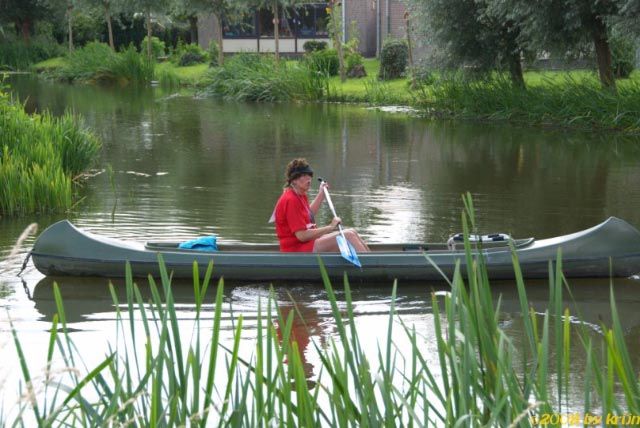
[32,218,640,281]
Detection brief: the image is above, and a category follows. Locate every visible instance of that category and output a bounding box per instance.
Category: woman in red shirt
[274,158,370,253]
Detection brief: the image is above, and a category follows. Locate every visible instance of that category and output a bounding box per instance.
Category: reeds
[0,36,64,71]
[57,42,155,85]
[0,87,101,215]
[5,196,640,425]
[204,54,327,102]
[420,74,640,133]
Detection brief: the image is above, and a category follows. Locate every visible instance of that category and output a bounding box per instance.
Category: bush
[208,40,220,67]
[302,40,328,53]
[346,52,363,73]
[304,48,339,76]
[610,34,635,79]
[0,34,64,70]
[408,65,436,87]
[378,39,408,80]
[173,42,208,66]
[141,36,166,59]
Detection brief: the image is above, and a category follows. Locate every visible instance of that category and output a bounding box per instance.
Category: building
[197,0,407,57]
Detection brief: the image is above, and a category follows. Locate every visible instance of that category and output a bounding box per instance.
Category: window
[222,12,256,37]
[222,3,329,39]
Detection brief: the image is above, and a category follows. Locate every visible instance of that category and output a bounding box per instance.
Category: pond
[2,75,640,417]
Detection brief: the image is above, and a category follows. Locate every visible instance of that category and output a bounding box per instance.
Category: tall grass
[57,42,154,85]
[5,196,640,425]
[0,36,64,71]
[419,74,640,133]
[0,86,101,215]
[204,53,327,102]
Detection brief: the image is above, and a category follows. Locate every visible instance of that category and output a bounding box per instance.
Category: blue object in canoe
[178,236,218,252]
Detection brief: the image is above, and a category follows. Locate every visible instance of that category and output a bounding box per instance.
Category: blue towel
[178,236,218,252]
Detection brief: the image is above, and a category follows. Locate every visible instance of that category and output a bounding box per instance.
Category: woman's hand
[329,216,341,230]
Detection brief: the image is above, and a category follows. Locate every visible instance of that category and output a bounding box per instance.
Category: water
[2,75,640,415]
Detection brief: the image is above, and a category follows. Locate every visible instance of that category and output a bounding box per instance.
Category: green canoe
[31,218,640,281]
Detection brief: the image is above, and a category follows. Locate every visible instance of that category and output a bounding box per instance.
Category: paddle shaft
[319,180,346,237]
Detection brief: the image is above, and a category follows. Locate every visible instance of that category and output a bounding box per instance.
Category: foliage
[141,35,166,58]
[304,48,339,76]
[207,39,219,67]
[609,33,636,79]
[172,41,207,66]
[346,52,363,74]
[0,0,51,41]
[6,196,640,425]
[0,34,64,70]
[204,53,327,102]
[0,86,100,215]
[302,40,327,53]
[378,38,408,80]
[418,74,640,133]
[58,41,154,84]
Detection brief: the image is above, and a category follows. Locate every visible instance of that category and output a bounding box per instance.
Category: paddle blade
[336,235,362,268]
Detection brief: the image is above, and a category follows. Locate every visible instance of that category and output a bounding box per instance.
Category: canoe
[31,218,640,281]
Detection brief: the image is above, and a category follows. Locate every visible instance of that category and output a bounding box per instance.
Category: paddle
[319,178,362,268]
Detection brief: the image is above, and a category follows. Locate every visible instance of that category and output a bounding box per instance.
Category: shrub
[173,42,208,66]
[346,52,363,73]
[378,39,408,80]
[141,36,166,59]
[304,48,339,76]
[610,34,635,79]
[302,40,328,53]
[208,40,220,67]
[408,65,435,87]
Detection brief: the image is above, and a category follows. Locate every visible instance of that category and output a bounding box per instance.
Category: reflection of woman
[273,158,370,253]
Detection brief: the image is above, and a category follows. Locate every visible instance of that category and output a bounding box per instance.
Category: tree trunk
[273,0,280,64]
[146,7,152,61]
[105,2,115,50]
[189,15,198,44]
[591,15,615,90]
[508,51,525,89]
[19,19,31,44]
[215,13,224,65]
[67,5,74,51]
[330,1,346,82]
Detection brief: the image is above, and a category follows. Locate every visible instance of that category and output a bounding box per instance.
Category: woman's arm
[295,217,341,242]
[308,182,328,215]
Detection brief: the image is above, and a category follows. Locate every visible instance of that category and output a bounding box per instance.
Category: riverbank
[31,55,640,133]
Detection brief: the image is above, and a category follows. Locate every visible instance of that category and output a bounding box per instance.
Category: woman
[274,158,370,253]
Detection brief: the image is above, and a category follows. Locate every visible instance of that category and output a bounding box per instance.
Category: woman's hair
[284,158,313,186]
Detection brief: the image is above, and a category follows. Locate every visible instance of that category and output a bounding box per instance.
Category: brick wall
[197,13,219,50]
[345,0,377,57]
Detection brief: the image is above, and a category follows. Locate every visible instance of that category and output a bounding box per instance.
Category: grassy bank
[5,197,640,425]
[0,86,101,215]
[33,53,640,133]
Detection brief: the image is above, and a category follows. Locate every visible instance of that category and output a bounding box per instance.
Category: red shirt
[275,188,316,252]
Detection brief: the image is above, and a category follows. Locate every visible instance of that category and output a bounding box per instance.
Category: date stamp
[530,413,640,426]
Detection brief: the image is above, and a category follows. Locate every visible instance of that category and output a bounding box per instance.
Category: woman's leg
[313,229,370,252]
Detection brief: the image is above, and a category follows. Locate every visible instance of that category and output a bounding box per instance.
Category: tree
[498,0,621,89]
[130,0,170,60]
[0,0,50,42]
[327,0,346,82]
[80,0,121,50]
[183,0,240,65]
[407,0,528,87]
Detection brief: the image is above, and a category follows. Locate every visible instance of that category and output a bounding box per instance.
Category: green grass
[31,56,66,72]
[0,86,101,215]
[155,62,209,87]
[5,195,640,426]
